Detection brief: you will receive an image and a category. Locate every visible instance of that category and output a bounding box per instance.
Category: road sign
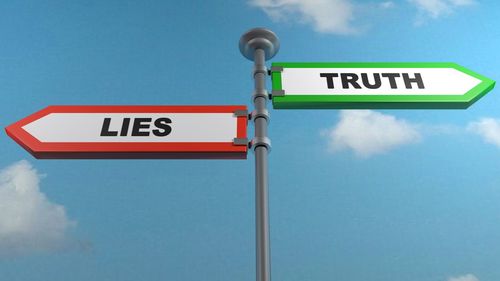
[270,62,495,109]
[5,105,248,159]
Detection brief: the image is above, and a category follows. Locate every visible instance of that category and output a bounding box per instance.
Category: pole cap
[239,28,280,61]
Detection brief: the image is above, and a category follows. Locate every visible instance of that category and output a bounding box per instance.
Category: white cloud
[467,118,500,148]
[380,1,396,9]
[448,274,480,281]
[323,110,421,157]
[0,160,76,256]
[249,0,477,33]
[409,0,476,22]
[248,0,357,34]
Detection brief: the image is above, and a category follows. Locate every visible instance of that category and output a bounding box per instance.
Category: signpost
[5,105,248,159]
[240,28,279,281]
[271,62,495,109]
[4,28,497,281]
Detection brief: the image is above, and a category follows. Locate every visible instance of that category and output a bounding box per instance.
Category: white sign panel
[281,68,481,95]
[23,113,237,142]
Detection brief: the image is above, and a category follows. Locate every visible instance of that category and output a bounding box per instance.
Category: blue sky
[1,1,500,281]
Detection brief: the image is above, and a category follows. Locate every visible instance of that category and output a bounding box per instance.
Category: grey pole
[239,28,280,281]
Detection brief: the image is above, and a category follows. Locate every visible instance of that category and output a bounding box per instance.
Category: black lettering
[341,73,361,89]
[132,118,152,136]
[361,73,382,89]
[320,73,339,89]
[381,73,401,89]
[120,118,130,136]
[403,73,425,89]
[100,118,118,136]
[153,118,172,137]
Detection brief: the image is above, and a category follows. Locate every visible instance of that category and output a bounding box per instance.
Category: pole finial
[239,28,280,61]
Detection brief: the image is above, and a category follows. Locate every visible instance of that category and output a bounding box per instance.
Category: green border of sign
[271,62,495,109]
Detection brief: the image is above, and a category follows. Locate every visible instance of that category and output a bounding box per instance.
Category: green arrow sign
[271,62,495,109]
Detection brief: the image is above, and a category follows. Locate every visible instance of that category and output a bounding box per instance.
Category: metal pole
[254,48,271,281]
[239,28,280,281]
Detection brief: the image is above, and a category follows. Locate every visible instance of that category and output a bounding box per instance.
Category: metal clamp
[270,90,285,98]
[269,66,283,73]
[233,109,248,118]
[250,137,271,152]
[233,138,249,146]
[250,109,270,122]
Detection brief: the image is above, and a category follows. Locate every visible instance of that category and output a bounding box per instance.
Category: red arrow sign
[5,105,248,159]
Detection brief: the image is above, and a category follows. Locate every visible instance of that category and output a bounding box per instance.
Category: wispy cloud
[409,0,476,24]
[380,1,396,9]
[0,160,76,257]
[322,110,421,157]
[248,0,358,34]
[249,0,477,34]
[448,274,479,281]
[321,113,500,158]
[467,118,500,148]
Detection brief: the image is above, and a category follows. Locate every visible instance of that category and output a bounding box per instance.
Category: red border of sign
[5,105,248,159]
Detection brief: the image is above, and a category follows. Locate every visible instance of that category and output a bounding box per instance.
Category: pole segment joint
[254,65,268,77]
[252,90,270,102]
[250,136,272,152]
[250,109,270,122]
